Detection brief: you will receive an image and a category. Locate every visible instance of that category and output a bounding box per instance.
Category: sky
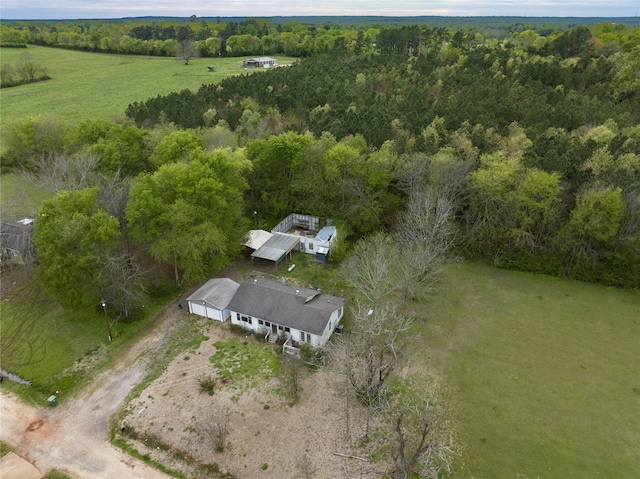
[1,0,639,20]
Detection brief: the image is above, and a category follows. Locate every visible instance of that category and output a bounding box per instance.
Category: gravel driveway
[0,302,183,478]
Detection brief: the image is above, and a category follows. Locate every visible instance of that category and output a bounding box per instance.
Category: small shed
[187,278,240,322]
[315,246,330,262]
[0,220,34,266]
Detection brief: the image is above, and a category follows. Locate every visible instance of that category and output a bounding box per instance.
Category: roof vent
[253,279,258,284]
[295,289,300,294]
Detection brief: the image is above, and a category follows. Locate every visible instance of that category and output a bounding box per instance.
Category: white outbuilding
[186,278,240,322]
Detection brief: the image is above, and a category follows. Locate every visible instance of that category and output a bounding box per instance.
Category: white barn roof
[244,229,273,250]
[187,278,239,309]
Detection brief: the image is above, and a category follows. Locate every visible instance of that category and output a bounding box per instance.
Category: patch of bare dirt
[120,319,378,479]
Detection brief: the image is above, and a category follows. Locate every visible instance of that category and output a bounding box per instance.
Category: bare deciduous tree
[295,454,317,479]
[279,355,304,403]
[177,38,200,65]
[26,150,100,193]
[328,301,413,440]
[394,186,457,309]
[198,404,231,452]
[388,401,456,479]
[0,282,49,374]
[341,232,398,308]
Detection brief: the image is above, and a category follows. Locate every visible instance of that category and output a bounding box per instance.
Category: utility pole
[101,300,113,342]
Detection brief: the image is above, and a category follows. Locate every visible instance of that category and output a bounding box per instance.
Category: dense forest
[2,20,639,319]
[2,16,639,58]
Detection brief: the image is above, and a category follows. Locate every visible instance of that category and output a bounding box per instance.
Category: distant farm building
[242,57,278,68]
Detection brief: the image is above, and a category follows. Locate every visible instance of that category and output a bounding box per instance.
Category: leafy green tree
[93,126,148,176]
[148,130,202,167]
[34,188,121,308]
[3,115,72,169]
[247,131,313,220]
[126,148,249,285]
[563,186,624,248]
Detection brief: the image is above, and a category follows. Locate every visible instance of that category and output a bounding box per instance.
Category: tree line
[2,17,638,59]
[2,22,638,320]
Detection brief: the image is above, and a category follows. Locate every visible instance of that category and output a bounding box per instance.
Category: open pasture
[0,46,293,134]
[419,263,640,478]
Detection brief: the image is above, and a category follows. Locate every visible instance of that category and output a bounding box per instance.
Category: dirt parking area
[120,317,378,479]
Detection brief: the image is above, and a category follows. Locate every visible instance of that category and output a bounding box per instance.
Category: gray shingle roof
[187,278,240,309]
[226,278,345,335]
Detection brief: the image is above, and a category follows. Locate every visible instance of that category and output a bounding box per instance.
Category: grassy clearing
[0,276,179,404]
[0,172,53,218]
[0,45,295,136]
[210,337,279,385]
[416,263,640,479]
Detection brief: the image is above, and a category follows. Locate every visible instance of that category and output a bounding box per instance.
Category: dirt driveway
[0,302,184,479]
[1,299,376,479]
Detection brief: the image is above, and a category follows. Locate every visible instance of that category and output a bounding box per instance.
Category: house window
[258,320,264,325]
[278,325,283,330]
[285,327,290,333]
[300,332,306,342]
[338,307,343,317]
[309,242,314,250]
[241,315,252,324]
[265,321,270,327]
[236,313,241,321]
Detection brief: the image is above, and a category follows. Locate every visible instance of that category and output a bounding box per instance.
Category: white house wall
[228,308,342,348]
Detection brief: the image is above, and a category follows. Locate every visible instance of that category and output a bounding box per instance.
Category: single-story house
[186,278,240,322]
[227,278,345,350]
[242,57,278,68]
[0,219,34,266]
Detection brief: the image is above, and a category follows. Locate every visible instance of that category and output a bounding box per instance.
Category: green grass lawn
[0,45,295,137]
[418,263,640,479]
[0,276,178,405]
[1,172,53,218]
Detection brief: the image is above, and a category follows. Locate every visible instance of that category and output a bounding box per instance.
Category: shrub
[197,373,216,395]
[229,324,248,336]
[300,343,324,367]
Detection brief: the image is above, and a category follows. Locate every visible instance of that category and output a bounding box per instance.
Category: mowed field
[0,45,294,136]
[418,263,640,478]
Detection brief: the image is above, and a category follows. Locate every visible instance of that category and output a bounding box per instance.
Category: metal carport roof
[251,233,300,265]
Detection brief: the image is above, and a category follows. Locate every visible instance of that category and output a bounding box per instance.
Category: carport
[251,232,300,270]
